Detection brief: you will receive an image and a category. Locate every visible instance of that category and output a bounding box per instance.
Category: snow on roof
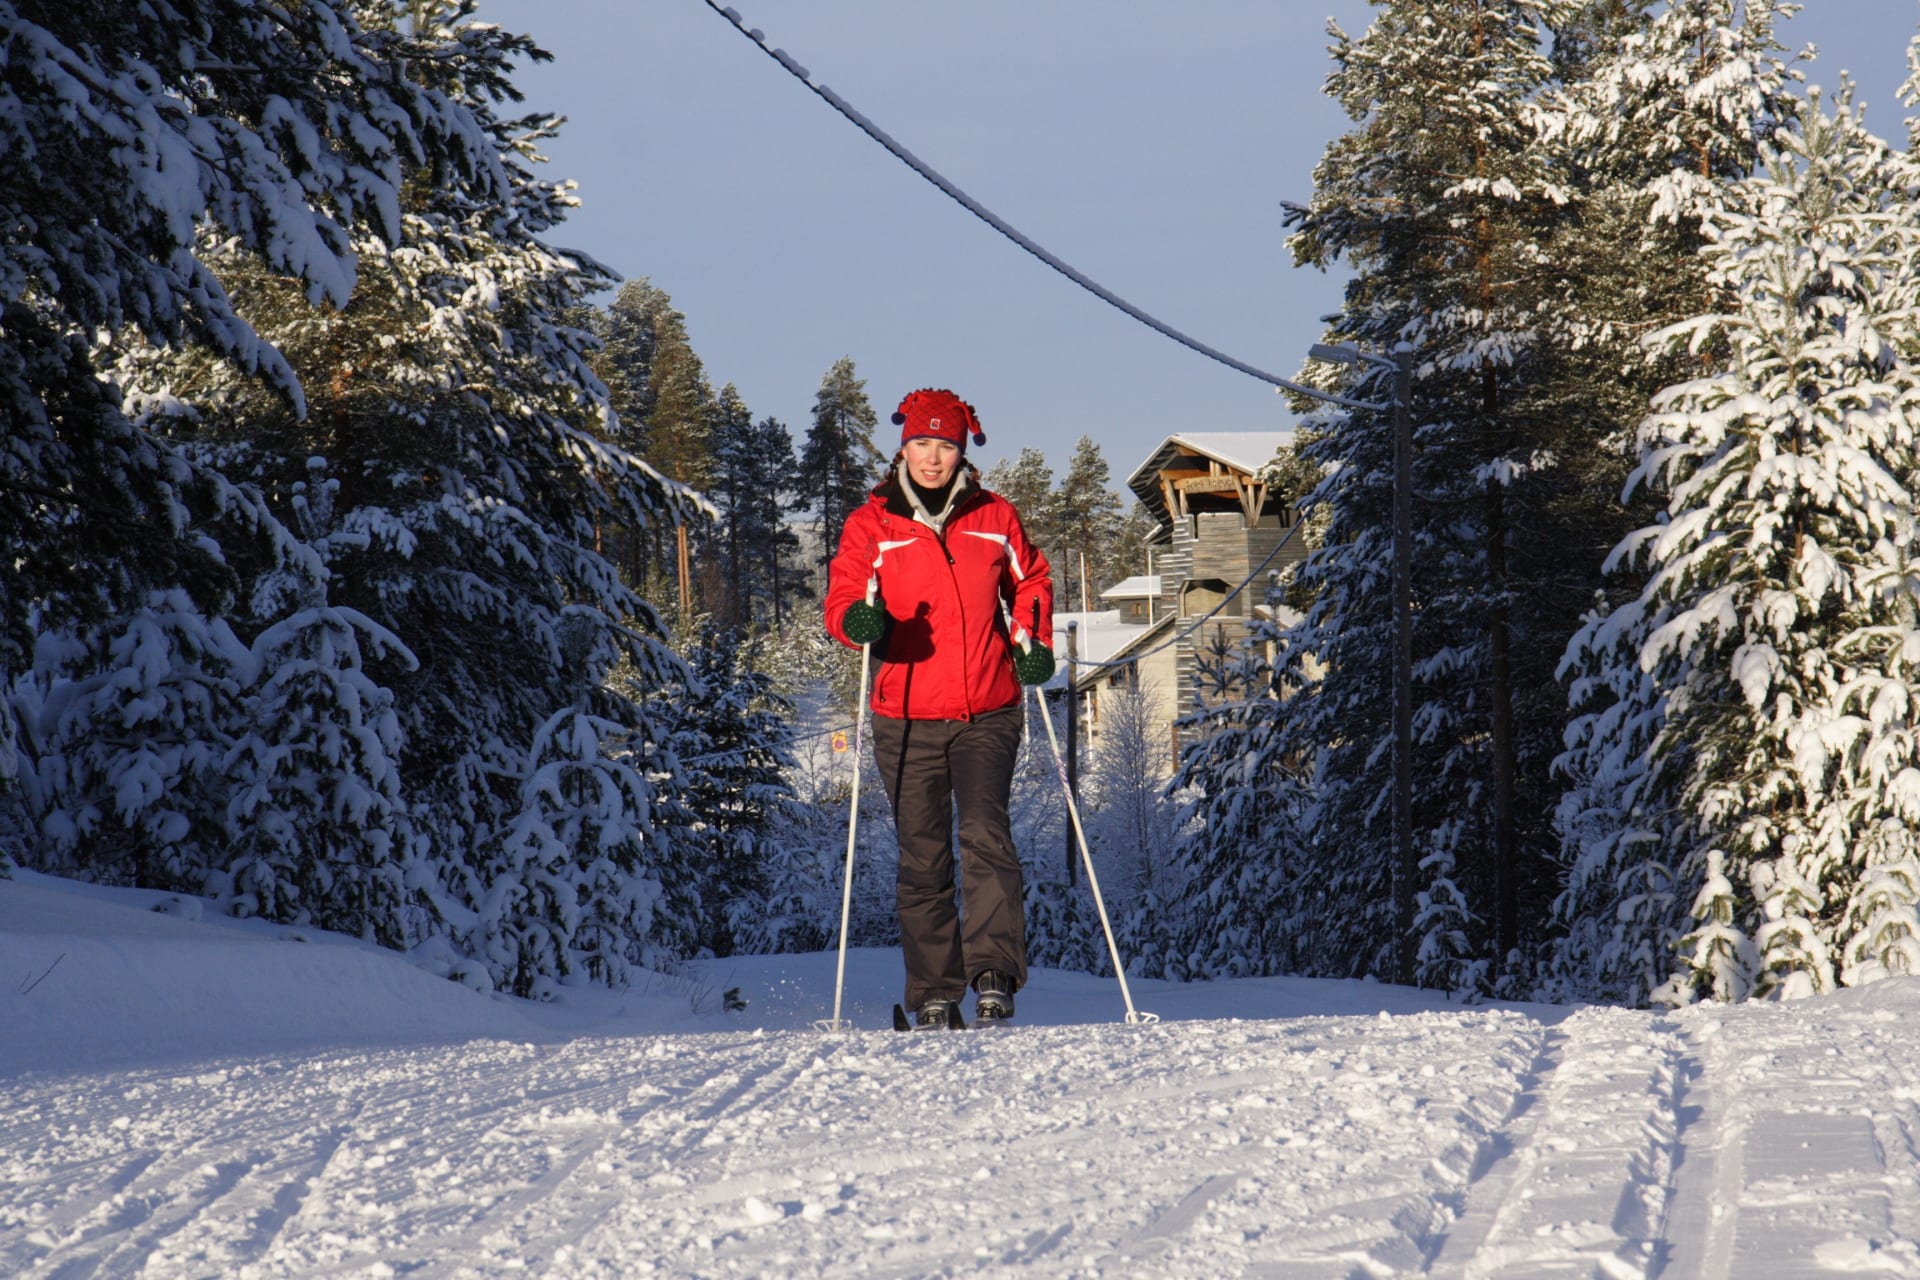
[1041,611,1182,692]
[1043,610,1153,689]
[1125,431,1295,524]
[1125,431,1293,492]
[1174,431,1293,475]
[1098,575,1161,600]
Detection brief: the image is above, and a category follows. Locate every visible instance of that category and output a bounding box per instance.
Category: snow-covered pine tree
[1144,441,1317,981]
[1551,0,1802,230]
[215,461,416,946]
[983,440,1159,606]
[486,620,676,996]
[1563,83,1920,1004]
[750,416,814,630]
[648,623,801,958]
[1086,678,1177,904]
[636,299,713,496]
[0,0,505,880]
[705,385,758,630]
[800,357,882,578]
[220,600,414,943]
[14,591,248,891]
[1083,676,1179,976]
[1545,2,1817,1004]
[590,278,669,458]
[1162,605,1312,980]
[983,447,1059,547]
[1256,0,1801,997]
[705,388,808,633]
[1054,437,1124,610]
[1840,26,1920,991]
[587,278,669,590]
[1023,874,1102,977]
[773,703,897,952]
[642,304,715,620]
[114,1,701,989]
[1,686,18,874]
[1278,0,1574,992]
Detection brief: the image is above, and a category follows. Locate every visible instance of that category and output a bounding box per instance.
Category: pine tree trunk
[676,522,692,618]
[1470,91,1519,975]
[1487,472,1517,971]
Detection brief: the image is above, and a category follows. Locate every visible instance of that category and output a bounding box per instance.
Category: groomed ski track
[6,880,1920,1277]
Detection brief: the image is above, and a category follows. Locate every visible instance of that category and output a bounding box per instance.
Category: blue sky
[478,1,1920,482]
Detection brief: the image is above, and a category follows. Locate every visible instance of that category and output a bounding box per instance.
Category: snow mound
[0,871,560,1075]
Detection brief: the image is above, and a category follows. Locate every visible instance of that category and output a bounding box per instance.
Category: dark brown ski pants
[871,703,1027,1011]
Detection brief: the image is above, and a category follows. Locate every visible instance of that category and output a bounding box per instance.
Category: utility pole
[1308,342,1415,983]
[1065,620,1079,886]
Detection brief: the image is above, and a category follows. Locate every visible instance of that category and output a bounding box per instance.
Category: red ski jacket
[825,471,1053,721]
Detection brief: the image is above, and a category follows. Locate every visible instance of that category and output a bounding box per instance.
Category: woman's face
[904,437,961,489]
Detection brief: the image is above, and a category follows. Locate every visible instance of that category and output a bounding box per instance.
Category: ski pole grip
[843,576,885,647]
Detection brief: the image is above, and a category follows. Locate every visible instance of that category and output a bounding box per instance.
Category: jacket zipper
[935,521,974,720]
[873,509,975,719]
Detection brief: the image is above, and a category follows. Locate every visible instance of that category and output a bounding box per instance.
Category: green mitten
[1013,642,1055,685]
[843,600,886,646]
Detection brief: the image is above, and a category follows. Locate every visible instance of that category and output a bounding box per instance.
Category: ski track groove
[689,1015,1554,1280]
[1418,1022,1566,1276]
[1663,1001,1920,1280]
[1657,1015,1742,1280]
[300,1038,807,1276]
[425,1035,841,1279]
[1233,1022,1549,1277]
[1417,1008,1693,1280]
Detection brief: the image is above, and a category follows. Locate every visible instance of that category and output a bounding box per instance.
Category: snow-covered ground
[4,869,1918,1279]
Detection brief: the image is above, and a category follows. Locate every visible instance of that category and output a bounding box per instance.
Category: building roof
[1042,610,1152,691]
[1067,613,1176,693]
[1125,431,1295,528]
[1098,574,1161,600]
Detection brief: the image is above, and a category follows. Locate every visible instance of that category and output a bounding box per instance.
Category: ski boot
[893,999,967,1031]
[973,970,1015,1023]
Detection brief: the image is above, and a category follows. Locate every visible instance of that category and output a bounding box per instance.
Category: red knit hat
[892,388,985,451]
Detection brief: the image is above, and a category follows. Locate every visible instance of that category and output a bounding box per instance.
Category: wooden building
[1122,431,1302,740]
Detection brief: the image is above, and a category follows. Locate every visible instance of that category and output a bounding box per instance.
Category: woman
[825,388,1055,1028]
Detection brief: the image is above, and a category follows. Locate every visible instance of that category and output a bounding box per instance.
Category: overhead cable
[701,2,1362,405]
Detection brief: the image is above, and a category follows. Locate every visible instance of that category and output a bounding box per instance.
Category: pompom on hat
[892,388,984,451]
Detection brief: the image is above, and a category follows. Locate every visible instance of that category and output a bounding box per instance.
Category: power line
[699,2,1359,403]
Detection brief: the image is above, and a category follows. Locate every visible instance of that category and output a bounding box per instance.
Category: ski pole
[1024,609,1157,1025]
[817,575,877,1032]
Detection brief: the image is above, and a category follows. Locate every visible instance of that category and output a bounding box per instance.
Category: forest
[5,0,1919,1008]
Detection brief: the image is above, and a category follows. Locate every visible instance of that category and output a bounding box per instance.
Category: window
[1179,577,1230,619]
